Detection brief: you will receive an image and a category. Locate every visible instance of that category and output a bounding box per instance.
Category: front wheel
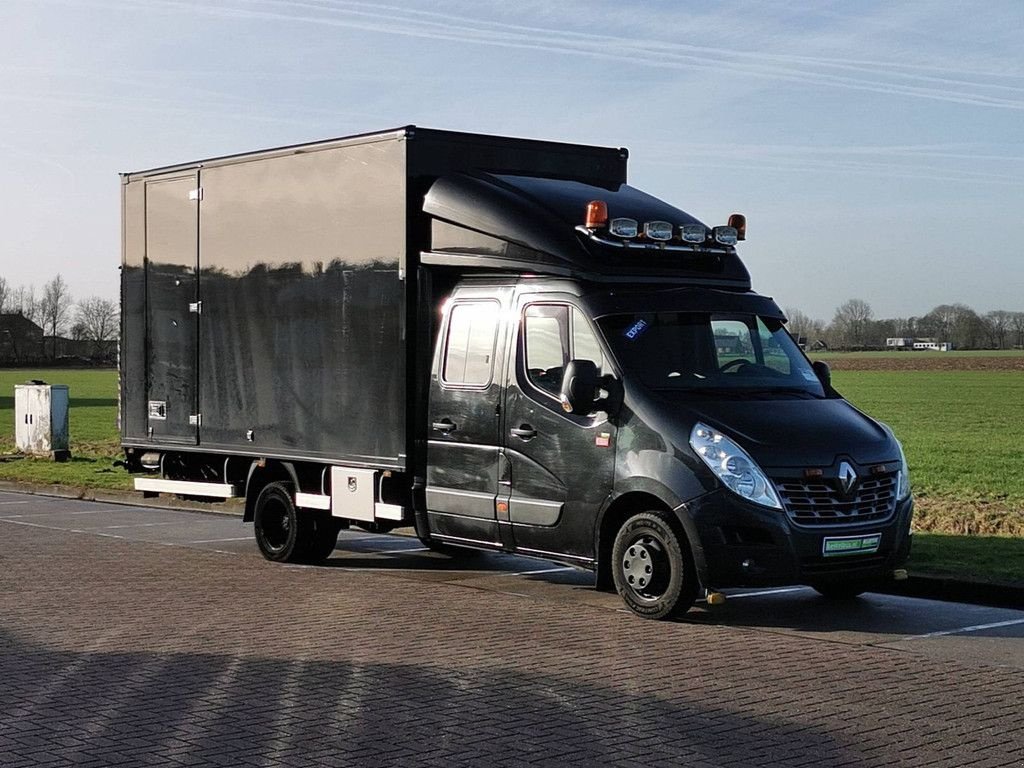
[611,511,698,620]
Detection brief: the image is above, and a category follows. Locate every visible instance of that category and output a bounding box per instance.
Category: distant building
[885,337,915,348]
[885,336,951,352]
[0,313,44,363]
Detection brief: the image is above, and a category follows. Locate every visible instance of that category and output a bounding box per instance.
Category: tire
[302,513,341,563]
[611,511,698,620]
[811,581,872,600]
[253,482,310,563]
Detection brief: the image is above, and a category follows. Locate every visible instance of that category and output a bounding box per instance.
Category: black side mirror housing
[560,359,600,415]
[812,360,832,390]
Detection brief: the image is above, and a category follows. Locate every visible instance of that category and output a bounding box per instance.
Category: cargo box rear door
[144,173,199,444]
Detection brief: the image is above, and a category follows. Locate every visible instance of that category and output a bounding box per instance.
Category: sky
[1,0,1022,322]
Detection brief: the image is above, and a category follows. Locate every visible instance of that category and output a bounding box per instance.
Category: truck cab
[417,170,913,619]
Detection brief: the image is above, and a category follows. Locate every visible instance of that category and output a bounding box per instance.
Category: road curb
[0,480,244,517]
[880,576,1024,611]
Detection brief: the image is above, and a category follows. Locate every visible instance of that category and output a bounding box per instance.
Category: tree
[75,296,118,357]
[40,275,73,358]
[920,304,985,349]
[985,310,1014,350]
[11,285,39,324]
[830,299,874,349]
[0,276,9,313]
[1010,312,1024,349]
[784,307,826,346]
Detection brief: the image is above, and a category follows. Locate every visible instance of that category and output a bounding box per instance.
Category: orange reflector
[728,213,746,241]
[585,200,608,229]
[496,501,509,514]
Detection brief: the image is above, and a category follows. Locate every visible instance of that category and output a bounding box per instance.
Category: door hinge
[189,301,202,314]
[188,187,203,201]
[189,414,202,426]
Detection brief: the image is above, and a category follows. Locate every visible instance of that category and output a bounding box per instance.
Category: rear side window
[442,302,499,387]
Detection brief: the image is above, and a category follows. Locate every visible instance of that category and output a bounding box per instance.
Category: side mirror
[812,360,831,389]
[560,359,600,415]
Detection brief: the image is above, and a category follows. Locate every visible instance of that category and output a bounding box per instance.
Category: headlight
[895,438,911,500]
[689,422,782,509]
[880,422,912,501]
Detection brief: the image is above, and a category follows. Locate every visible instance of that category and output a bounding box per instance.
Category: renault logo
[838,462,858,494]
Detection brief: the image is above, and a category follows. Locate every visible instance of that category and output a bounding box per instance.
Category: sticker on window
[624,319,649,340]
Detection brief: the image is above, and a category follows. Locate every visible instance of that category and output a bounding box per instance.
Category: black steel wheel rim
[261,496,291,552]
[620,532,671,600]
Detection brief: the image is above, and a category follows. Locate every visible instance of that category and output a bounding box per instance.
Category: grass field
[2,363,1023,583]
[0,369,130,490]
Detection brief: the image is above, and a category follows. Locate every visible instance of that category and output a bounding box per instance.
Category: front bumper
[680,488,914,589]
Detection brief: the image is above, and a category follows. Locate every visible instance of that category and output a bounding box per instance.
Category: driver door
[501,298,617,562]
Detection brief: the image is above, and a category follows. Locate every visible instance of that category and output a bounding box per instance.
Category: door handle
[433,418,457,434]
[510,424,537,440]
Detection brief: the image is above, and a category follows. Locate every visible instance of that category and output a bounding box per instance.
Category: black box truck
[121,126,913,619]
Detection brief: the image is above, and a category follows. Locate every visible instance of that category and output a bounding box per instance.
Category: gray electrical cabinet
[14,384,70,461]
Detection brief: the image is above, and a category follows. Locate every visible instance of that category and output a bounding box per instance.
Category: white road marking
[900,617,1024,641]
[99,521,183,529]
[0,500,30,506]
[374,547,430,555]
[508,566,575,577]
[190,537,252,544]
[724,587,809,600]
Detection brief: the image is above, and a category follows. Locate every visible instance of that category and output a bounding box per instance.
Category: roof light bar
[585,200,608,229]
[644,221,673,241]
[680,224,706,243]
[609,218,638,238]
[713,226,738,245]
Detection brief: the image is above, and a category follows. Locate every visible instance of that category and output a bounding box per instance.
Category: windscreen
[598,312,824,398]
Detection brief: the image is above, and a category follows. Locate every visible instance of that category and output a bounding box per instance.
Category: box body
[120,127,627,470]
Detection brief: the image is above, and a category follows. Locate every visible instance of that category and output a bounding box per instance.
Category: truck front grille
[776,473,897,527]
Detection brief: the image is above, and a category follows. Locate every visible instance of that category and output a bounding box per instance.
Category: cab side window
[524,305,568,396]
[442,301,498,387]
[523,304,605,399]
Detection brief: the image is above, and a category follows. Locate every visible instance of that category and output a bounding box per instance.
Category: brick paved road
[0,491,1022,767]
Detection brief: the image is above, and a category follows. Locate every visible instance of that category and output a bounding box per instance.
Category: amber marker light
[728,213,746,241]
[585,200,608,229]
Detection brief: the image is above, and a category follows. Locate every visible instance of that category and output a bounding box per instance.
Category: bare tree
[75,296,118,357]
[985,310,1014,349]
[1010,312,1024,349]
[830,299,874,348]
[40,275,73,358]
[0,276,9,313]
[11,284,40,324]
[785,307,827,347]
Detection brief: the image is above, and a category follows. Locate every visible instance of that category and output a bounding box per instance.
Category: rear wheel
[612,511,698,620]
[303,513,342,562]
[253,482,311,563]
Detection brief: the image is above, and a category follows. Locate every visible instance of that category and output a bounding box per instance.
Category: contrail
[25,0,1024,109]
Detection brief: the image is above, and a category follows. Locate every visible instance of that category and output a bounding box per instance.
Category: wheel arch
[243,460,299,522]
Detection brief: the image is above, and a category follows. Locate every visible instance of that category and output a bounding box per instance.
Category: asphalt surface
[1,488,1022,767]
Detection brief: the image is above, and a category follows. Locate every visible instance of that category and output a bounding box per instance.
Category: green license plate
[822,533,881,557]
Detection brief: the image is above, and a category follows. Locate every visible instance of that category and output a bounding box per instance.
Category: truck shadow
[0,629,857,767]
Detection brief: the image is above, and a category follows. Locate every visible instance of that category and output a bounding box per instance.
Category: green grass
[0,368,131,490]
[910,532,1024,585]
